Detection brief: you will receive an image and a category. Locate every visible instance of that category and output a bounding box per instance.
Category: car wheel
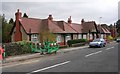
[89,46,92,48]
[103,44,105,47]
[99,44,102,48]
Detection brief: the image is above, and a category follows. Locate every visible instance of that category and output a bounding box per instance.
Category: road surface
[2,42,119,73]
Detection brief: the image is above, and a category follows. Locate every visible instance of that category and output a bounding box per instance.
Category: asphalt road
[2,42,119,73]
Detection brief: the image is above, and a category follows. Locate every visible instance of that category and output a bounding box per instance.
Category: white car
[89,38,106,48]
[116,38,120,43]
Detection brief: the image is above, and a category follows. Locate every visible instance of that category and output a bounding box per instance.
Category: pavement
[2,44,89,64]
[2,41,115,65]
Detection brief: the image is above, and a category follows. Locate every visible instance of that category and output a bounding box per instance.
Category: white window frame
[83,34,87,39]
[31,34,38,43]
[56,35,61,43]
[78,34,82,39]
[66,35,71,42]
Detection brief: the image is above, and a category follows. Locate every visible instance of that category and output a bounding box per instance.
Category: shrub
[4,41,32,57]
[107,36,114,41]
[67,39,88,47]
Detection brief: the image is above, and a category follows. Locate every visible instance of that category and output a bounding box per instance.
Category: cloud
[1,0,119,25]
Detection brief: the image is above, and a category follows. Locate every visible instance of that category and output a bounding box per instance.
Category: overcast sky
[1,0,120,25]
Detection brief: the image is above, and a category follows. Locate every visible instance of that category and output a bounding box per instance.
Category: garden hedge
[67,39,88,47]
[4,41,32,57]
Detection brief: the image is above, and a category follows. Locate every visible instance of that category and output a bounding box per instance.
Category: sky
[118,1,120,19]
[1,0,120,25]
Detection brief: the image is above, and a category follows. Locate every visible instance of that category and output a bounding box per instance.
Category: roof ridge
[22,17,42,20]
[72,23,81,25]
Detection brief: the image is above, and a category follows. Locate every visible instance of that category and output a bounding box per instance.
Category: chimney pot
[17,9,19,12]
[48,14,53,21]
[68,16,72,24]
[81,19,85,24]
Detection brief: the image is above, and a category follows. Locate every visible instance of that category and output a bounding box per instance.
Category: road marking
[111,46,114,49]
[28,61,70,74]
[105,46,114,50]
[105,48,111,50]
[85,51,102,57]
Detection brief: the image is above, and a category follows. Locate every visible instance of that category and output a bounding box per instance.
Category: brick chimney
[81,19,85,24]
[68,16,72,24]
[14,9,22,42]
[48,14,53,21]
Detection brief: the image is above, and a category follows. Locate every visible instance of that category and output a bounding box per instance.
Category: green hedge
[4,41,32,57]
[67,39,88,47]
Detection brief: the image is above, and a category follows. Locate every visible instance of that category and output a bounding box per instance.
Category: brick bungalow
[97,24,111,39]
[80,19,99,40]
[11,9,99,45]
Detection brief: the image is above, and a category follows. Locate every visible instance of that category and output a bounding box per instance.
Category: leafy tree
[23,13,28,18]
[2,14,13,43]
[39,22,56,43]
[9,18,14,24]
[116,19,120,36]
[0,15,2,43]
[108,24,113,28]
[40,30,56,43]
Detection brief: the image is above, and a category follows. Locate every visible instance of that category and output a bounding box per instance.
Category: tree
[40,30,56,43]
[23,13,28,18]
[39,21,56,43]
[108,24,113,28]
[116,19,120,36]
[0,15,2,43]
[9,18,14,24]
[2,14,13,43]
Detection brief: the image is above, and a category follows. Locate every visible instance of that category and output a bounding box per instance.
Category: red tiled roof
[97,25,110,34]
[98,25,103,33]
[18,17,97,34]
[19,18,65,34]
[101,24,111,33]
[53,21,78,33]
[81,21,97,33]
[72,23,83,33]
[20,18,42,34]
[63,22,78,33]
[48,20,65,33]
[103,27,111,33]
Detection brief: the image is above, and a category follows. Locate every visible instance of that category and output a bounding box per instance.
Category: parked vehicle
[116,38,120,43]
[89,38,106,48]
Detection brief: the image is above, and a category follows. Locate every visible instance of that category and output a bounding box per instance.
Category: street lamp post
[99,17,102,38]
